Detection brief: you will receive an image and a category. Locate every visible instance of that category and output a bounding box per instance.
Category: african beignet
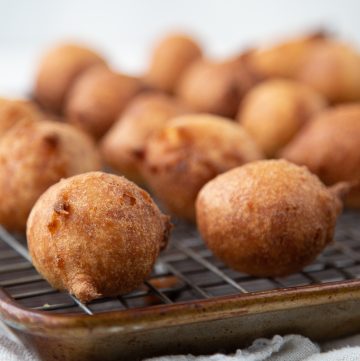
[100,93,188,183]
[141,114,263,221]
[145,33,202,93]
[65,66,144,139]
[27,172,171,302]
[297,40,360,102]
[196,160,345,277]
[248,32,326,79]
[281,104,360,207]
[177,58,254,118]
[34,43,106,113]
[237,79,327,157]
[0,119,101,231]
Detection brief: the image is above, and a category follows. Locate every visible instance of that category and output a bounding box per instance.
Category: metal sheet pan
[0,211,359,361]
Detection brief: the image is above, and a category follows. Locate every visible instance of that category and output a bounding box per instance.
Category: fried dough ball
[145,33,202,93]
[27,171,171,302]
[65,66,144,139]
[0,119,101,232]
[177,58,255,118]
[0,97,42,138]
[237,79,327,157]
[297,40,360,102]
[35,43,106,113]
[248,32,326,79]
[100,93,189,183]
[196,160,344,277]
[141,114,263,221]
[281,104,360,207]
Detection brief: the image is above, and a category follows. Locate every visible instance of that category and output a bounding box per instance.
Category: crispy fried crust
[281,104,360,207]
[145,34,202,93]
[196,160,343,277]
[66,66,144,139]
[100,93,189,183]
[141,114,263,221]
[237,79,327,157]
[0,119,101,231]
[27,172,171,302]
[34,44,106,113]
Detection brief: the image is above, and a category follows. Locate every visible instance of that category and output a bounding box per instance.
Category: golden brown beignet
[281,104,360,207]
[196,160,345,277]
[27,171,171,302]
[145,33,202,93]
[248,32,326,79]
[177,58,255,118]
[34,43,106,113]
[297,40,360,103]
[0,119,101,231]
[100,92,189,183]
[141,114,263,221]
[65,66,144,140]
[237,79,327,157]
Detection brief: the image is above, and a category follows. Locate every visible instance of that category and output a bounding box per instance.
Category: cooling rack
[0,211,359,361]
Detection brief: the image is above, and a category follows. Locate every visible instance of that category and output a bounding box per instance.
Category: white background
[0,0,360,96]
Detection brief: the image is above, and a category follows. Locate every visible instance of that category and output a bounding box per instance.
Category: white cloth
[145,335,360,361]
[1,328,360,361]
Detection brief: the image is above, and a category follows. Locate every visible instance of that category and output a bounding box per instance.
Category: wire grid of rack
[0,211,359,316]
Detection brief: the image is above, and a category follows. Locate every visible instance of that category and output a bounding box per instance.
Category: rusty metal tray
[0,211,359,361]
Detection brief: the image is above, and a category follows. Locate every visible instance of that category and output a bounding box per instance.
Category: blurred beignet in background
[27,171,171,303]
[0,119,101,232]
[248,32,327,79]
[65,66,144,140]
[237,79,327,157]
[0,97,43,138]
[177,57,255,118]
[196,160,346,277]
[297,40,360,103]
[281,104,360,208]
[145,33,202,93]
[34,43,106,113]
[101,93,189,183]
[141,114,263,221]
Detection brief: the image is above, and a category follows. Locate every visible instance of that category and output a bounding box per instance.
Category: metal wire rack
[0,211,359,316]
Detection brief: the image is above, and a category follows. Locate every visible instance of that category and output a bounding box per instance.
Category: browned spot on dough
[54,201,70,215]
[132,148,145,160]
[149,165,159,174]
[123,193,136,206]
[43,133,60,148]
[56,256,65,270]
[47,218,59,235]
